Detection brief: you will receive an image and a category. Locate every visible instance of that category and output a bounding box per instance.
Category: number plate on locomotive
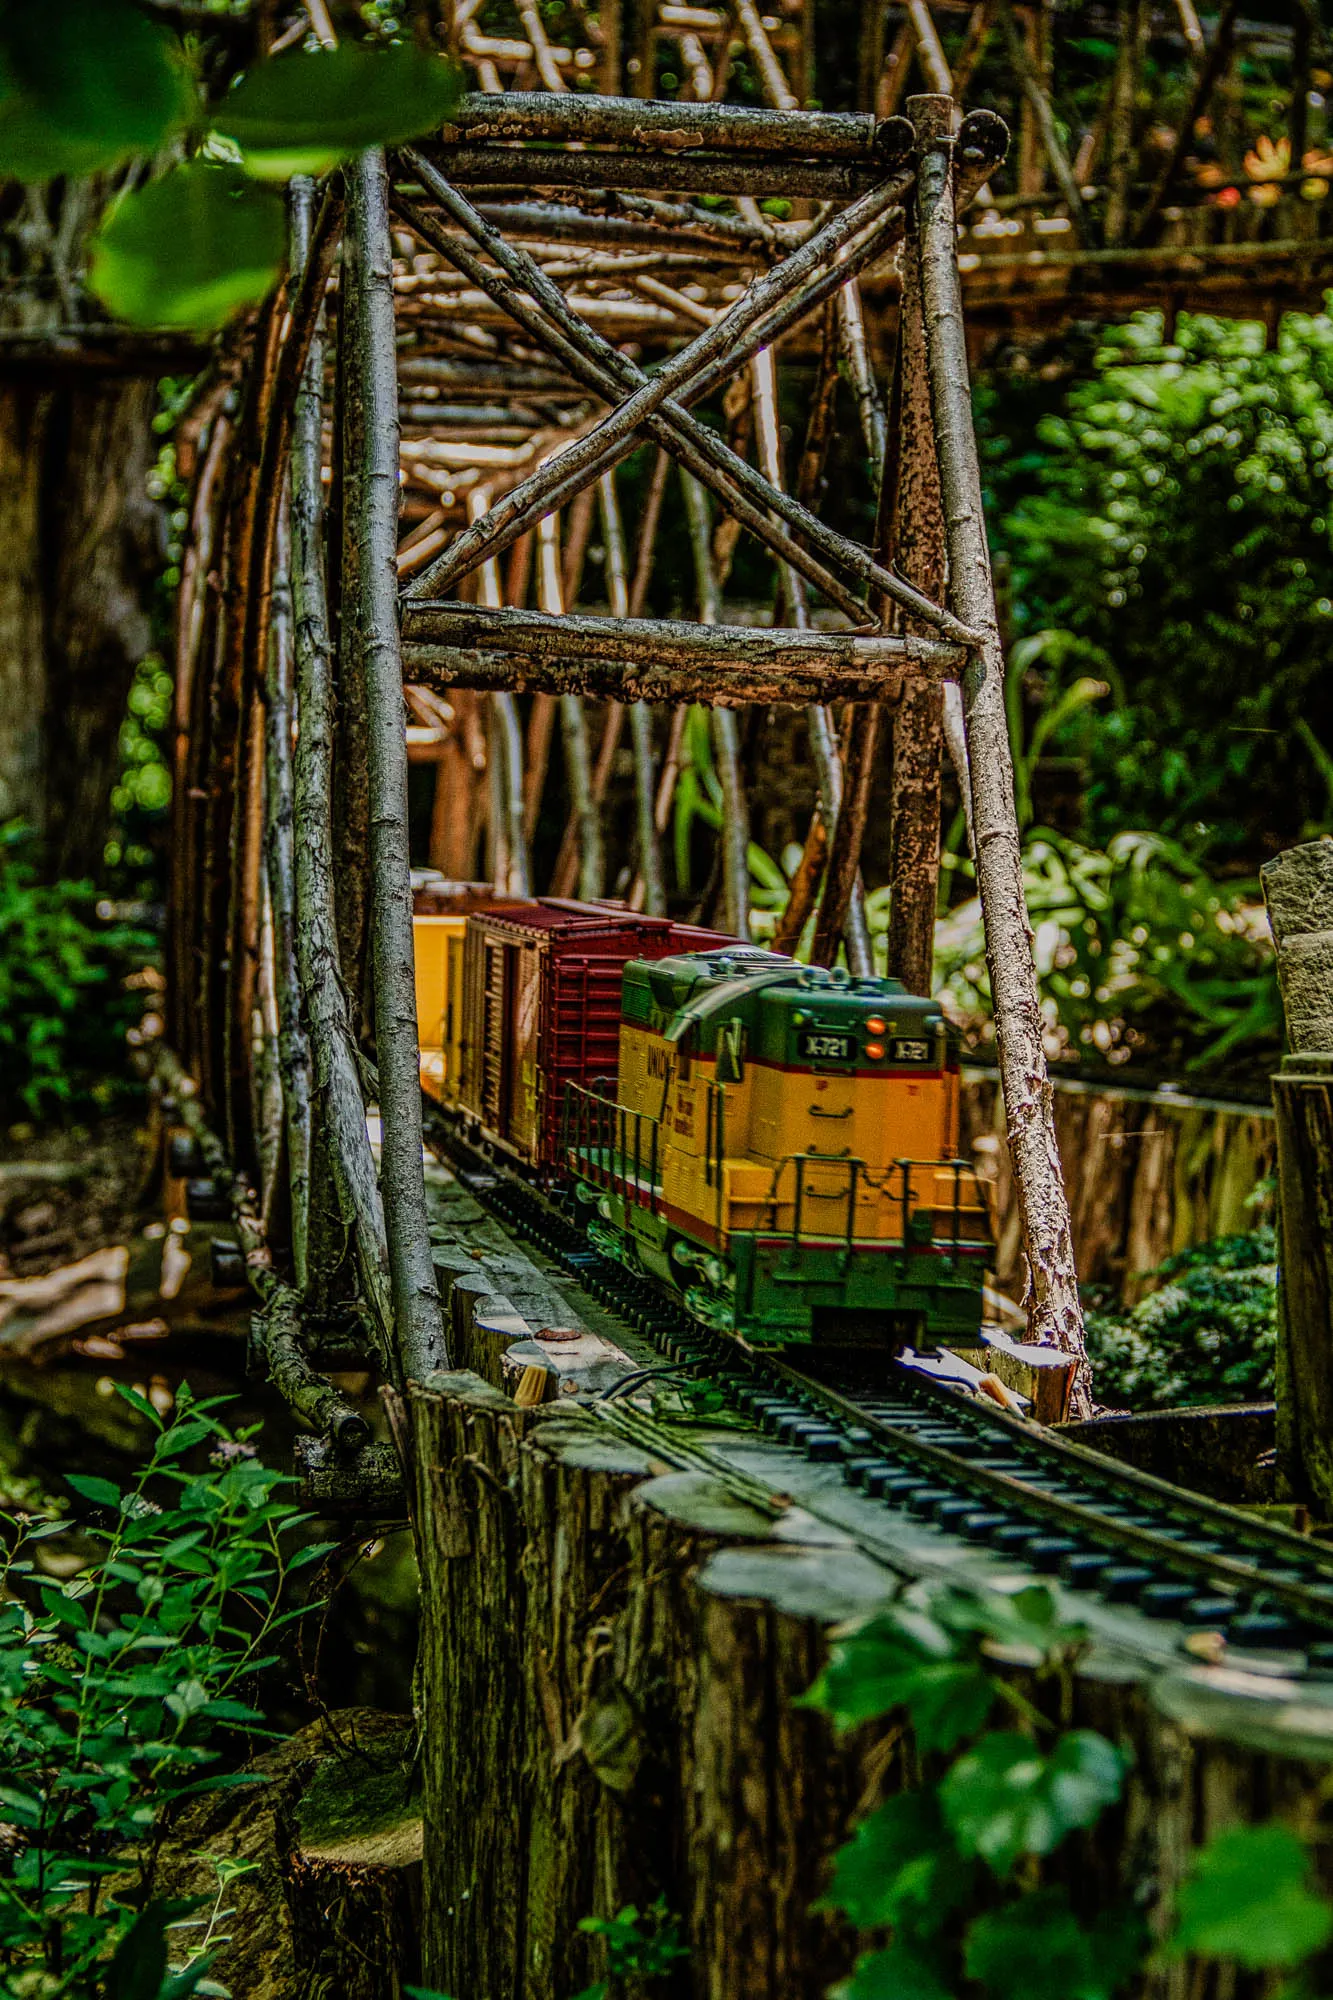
[798,1030,854,1061]
[889,1037,932,1063]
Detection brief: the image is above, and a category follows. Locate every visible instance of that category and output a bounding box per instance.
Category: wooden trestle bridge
[130,15,1333,1989]
[163,0,1328,1427]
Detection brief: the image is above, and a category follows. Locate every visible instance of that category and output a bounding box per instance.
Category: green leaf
[105,1903,168,2000]
[965,1890,1143,2000]
[114,1383,165,1429]
[819,1791,971,1938]
[801,1604,995,1750]
[0,0,195,182]
[831,1944,954,2000]
[214,43,461,178]
[89,163,285,332]
[1170,1825,1333,1970]
[287,1540,341,1572]
[940,1730,1126,1877]
[65,1472,122,1509]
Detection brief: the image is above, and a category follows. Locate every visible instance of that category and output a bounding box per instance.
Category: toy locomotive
[414,890,992,1350]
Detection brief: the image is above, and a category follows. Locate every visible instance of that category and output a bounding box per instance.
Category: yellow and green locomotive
[561,946,992,1346]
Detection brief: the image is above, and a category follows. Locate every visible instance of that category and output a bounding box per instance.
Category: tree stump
[143,1709,422,1999]
[405,1368,1333,2000]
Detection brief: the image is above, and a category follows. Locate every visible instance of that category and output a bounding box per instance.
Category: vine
[804,1579,1333,1998]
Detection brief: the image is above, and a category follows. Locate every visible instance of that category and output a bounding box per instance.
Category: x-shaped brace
[395,111,1005,645]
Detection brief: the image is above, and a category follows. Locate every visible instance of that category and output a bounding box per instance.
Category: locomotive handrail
[562,1080,663,1214]
[756,1151,979,1256]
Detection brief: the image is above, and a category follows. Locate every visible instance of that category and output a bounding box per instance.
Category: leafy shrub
[806,1575,1333,1999]
[928,827,1279,1073]
[984,309,1333,862]
[1083,1226,1278,1411]
[0,1383,324,1996]
[0,822,157,1118]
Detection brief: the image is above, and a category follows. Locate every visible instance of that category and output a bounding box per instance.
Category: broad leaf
[0,0,194,181]
[802,1604,995,1750]
[66,1473,121,1509]
[940,1730,1126,1876]
[114,1382,165,1429]
[287,1540,341,1571]
[104,1904,168,2000]
[965,1889,1143,2000]
[831,1944,954,2000]
[215,42,460,178]
[1170,1824,1333,1970]
[90,164,285,331]
[819,1790,971,1938]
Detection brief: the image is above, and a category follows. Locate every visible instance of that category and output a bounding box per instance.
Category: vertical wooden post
[263,496,312,1288]
[912,91,1091,1410]
[288,178,394,1353]
[681,469,751,940]
[1103,0,1150,245]
[883,213,946,998]
[601,469,667,916]
[1262,840,1333,1508]
[345,149,446,1382]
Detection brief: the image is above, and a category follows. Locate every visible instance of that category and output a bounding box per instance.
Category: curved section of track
[428,1114,1333,1669]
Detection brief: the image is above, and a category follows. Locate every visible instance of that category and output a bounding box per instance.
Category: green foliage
[3,2,460,330]
[1170,1825,1333,1970]
[0,822,157,1118]
[802,1598,995,1751]
[90,164,287,333]
[574,1897,689,2000]
[964,1888,1145,2000]
[0,1385,316,1996]
[832,1941,953,2000]
[671,706,789,911]
[114,657,175,824]
[819,1790,973,1937]
[806,1575,1333,2000]
[939,1728,1126,1876]
[215,42,462,178]
[1083,1225,1278,1411]
[983,310,1333,860]
[928,827,1279,1073]
[0,0,193,181]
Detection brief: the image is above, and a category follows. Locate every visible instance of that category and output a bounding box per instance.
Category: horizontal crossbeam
[440,90,902,161]
[399,602,964,706]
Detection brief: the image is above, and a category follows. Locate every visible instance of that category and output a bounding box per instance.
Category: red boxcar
[456,900,732,1172]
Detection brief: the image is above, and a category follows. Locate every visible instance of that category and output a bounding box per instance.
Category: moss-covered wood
[405,1362,1333,2000]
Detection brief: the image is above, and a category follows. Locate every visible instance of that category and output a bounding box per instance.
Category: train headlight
[865,1016,886,1035]
[865,1041,885,1060]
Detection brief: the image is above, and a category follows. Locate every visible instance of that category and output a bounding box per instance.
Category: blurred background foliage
[981,309,1333,865]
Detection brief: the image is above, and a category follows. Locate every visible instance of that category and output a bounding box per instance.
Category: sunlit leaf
[89,163,285,331]
[0,0,194,181]
[215,42,461,178]
[940,1729,1126,1876]
[1170,1824,1333,1970]
[801,1603,996,1751]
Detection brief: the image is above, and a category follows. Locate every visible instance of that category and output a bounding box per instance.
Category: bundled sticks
[168,74,1092,1424]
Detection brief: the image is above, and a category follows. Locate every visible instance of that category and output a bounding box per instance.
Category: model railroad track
[428,1114,1333,1668]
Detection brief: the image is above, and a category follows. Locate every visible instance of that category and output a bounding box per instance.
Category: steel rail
[422,1103,1333,1659]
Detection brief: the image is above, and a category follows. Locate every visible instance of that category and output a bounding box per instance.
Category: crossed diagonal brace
[393,107,1008,684]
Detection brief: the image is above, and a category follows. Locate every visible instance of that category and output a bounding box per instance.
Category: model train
[413,885,992,1349]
